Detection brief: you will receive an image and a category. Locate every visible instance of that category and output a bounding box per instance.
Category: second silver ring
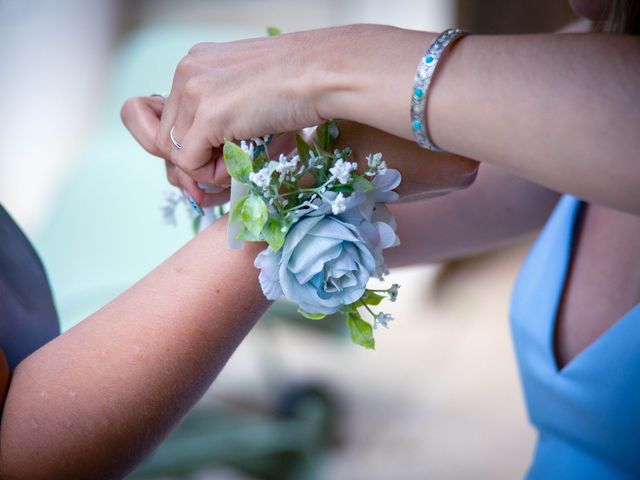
[170,126,182,150]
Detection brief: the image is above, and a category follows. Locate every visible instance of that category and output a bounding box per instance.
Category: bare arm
[386,164,560,266]
[331,121,559,267]
[0,221,269,480]
[135,19,637,214]
[322,28,640,214]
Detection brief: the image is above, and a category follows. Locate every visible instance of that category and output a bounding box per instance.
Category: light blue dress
[510,195,640,479]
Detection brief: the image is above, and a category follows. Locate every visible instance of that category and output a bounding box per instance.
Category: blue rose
[304,169,402,279]
[254,215,377,315]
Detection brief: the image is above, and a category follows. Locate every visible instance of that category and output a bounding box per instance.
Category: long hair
[596,0,640,33]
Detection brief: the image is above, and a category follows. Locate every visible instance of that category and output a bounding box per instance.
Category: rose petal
[291,241,342,283]
[254,248,283,300]
[376,221,400,249]
[373,169,401,192]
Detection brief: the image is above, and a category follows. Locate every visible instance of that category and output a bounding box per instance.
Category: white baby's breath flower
[330,192,347,215]
[329,158,356,185]
[275,154,299,175]
[373,312,394,329]
[249,166,273,189]
[367,152,382,167]
[240,140,254,158]
[251,134,272,146]
[160,189,182,226]
[365,152,387,176]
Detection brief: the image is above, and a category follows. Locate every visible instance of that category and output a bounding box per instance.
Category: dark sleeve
[0,205,60,369]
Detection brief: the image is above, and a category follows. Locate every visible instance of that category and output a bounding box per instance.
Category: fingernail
[187,195,205,216]
[197,182,225,193]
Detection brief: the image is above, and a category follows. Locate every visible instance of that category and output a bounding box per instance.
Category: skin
[123,0,639,394]
[145,0,640,370]
[0,77,478,479]
[157,25,640,214]
[0,0,637,476]
[0,222,270,479]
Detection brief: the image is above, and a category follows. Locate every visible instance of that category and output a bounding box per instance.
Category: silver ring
[170,126,182,150]
[150,92,168,99]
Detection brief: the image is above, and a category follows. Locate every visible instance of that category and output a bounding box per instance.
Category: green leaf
[263,217,287,251]
[230,194,249,223]
[266,26,282,36]
[332,184,354,193]
[295,133,312,162]
[237,226,261,242]
[223,140,253,181]
[362,291,384,306]
[316,123,330,151]
[347,312,375,350]
[192,215,202,235]
[298,308,326,320]
[353,176,374,192]
[241,193,268,238]
[339,303,358,314]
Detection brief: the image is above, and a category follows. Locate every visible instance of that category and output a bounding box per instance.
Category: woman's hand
[121,95,295,204]
[153,25,435,190]
[122,25,459,204]
[122,95,479,204]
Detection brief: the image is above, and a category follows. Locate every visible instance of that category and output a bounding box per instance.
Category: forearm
[429,33,640,213]
[318,28,640,213]
[0,220,269,479]
[331,121,558,266]
[333,120,478,200]
[386,164,560,267]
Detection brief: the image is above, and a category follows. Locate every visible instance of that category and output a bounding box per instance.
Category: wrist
[312,25,437,140]
[186,219,271,313]
[425,33,474,154]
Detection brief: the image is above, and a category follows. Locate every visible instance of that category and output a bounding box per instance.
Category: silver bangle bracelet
[410,28,471,152]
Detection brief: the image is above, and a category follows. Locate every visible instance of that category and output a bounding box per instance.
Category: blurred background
[0,1,575,478]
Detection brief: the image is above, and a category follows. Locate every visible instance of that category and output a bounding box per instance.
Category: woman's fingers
[156,57,189,153]
[212,154,231,185]
[175,168,205,205]
[201,189,231,208]
[121,96,166,157]
[172,120,217,184]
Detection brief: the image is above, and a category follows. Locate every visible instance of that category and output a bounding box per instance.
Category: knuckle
[155,131,167,151]
[176,54,198,77]
[188,42,212,55]
[183,76,204,100]
[171,150,190,173]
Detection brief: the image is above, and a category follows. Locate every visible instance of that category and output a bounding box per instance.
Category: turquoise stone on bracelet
[413,120,422,130]
[414,87,423,98]
[425,55,435,64]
